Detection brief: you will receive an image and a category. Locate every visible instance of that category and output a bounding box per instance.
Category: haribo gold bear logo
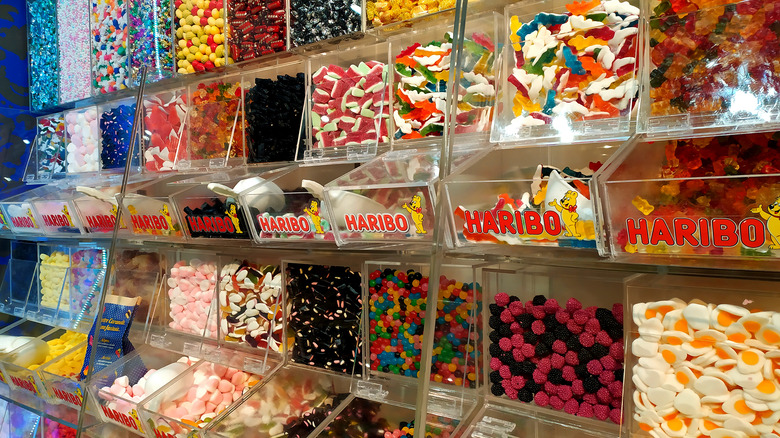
[751,198,780,249]
[26,208,37,228]
[304,199,324,234]
[403,195,427,234]
[160,204,175,230]
[61,205,74,227]
[225,200,243,234]
[549,190,580,238]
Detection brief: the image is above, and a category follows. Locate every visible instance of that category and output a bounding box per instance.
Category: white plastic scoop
[208,176,285,212]
[76,186,119,206]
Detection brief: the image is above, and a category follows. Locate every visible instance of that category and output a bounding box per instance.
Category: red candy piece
[566,298,582,313]
[577,402,594,418]
[495,293,510,307]
[535,391,550,407]
[564,399,580,415]
[549,395,565,410]
[531,320,546,335]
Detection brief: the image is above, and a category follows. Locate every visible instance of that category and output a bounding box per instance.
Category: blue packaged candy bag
[79,295,142,381]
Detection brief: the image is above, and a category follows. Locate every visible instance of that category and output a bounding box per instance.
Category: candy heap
[43,340,87,379]
[617,132,780,255]
[219,262,283,351]
[129,0,174,84]
[505,0,639,130]
[632,299,780,438]
[368,269,478,387]
[70,249,105,320]
[27,0,59,109]
[43,418,77,438]
[289,0,360,47]
[37,115,66,177]
[489,294,624,424]
[394,32,496,140]
[649,0,780,117]
[245,73,306,163]
[317,398,391,438]
[167,259,218,338]
[57,0,91,102]
[175,0,229,73]
[100,103,136,169]
[227,0,286,62]
[28,331,87,370]
[367,0,455,27]
[311,62,391,149]
[143,92,187,172]
[40,251,70,310]
[189,81,244,161]
[91,0,129,94]
[65,108,100,173]
[287,264,362,373]
[112,250,164,299]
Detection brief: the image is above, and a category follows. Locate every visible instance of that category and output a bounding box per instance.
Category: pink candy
[168,259,218,337]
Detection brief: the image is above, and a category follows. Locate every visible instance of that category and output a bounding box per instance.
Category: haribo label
[10,214,38,229]
[52,385,83,406]
[10,375,39,395]
[343,195,428,235]
[128,203,181,236]
[625,217,766,249]
[258,214,313,234]
[153,428,176,438]
[85,213,118,232]
[100,404,144,432]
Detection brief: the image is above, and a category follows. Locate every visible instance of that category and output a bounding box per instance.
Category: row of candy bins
[58,0,92,104]
[444,141,620,253]
[480,264,628,432]
[639,0,780,135]
[170,165,292,241]
[63,103,140,175]
[27,0,60,111]
[364,260,481,390]
[490,0,641,144]
[129,0,176,85]
[625,274,780,438]
[235,163,356,243]
[321,147,479,247]
[593,130,780,268]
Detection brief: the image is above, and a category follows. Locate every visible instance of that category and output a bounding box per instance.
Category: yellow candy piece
[632,196,655,215]
[513,93,542,115]
[568,35,608,51]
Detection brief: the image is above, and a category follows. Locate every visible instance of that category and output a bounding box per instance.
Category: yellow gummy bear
[632,196,655,215]
[513,93,542,116]
[568,35,608,51]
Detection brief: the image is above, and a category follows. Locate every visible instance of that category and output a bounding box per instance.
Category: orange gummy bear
[566,0,601,15]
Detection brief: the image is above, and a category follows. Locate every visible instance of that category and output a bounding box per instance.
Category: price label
[183,342,200,357]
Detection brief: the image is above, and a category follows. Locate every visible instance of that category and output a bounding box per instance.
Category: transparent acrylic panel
[640,0,780,135]
[97,97,140,171]
[391,13,501,144]
[63,106,101,174]
[0,322,60,396]
[217,258,283,354]
[202,365,355,438]
[479,264,629,433]
[128,0,176,85]
[284,261,363,374]
[186,76,246,169]
[88,345,197,435]
[142,88,189,172]
[41,418,77,438]
[81,422,138,438]
[242,163,355,243]
[595,131,780,267]
[445,142,619,250]
[137,358,265,437]
[307,41,392,161]
[242,59,308,163]
[0,403,40,437]
[491,0,640,143]
[365,260,481,390]
[0,241,40,316]
[27,0,59,111]
[367,0,455,28]
[90,0,129,94]
[625,274,780,438]
[32,200,83,235]
[173,0,230,75]
[71,176,126,235]
[34,114,67,180]
[122,178,188,239]
[39,341,89,408]
[463,401,612,438]
[61,247,108,332]
[226,0,287,62]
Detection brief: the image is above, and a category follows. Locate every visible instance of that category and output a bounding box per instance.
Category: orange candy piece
[566,0,601,15]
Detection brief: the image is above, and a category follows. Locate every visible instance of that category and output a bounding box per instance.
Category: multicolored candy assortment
[632,299,780,438]
[100,103,137,170]
[368,268,479,387]
[505,0,639,131]
[189,81,245,162]
[57,0,91,103]
[394,32,496,140]
[91,0,129,94]
[227,0,286,62]
[44,418,78,438]
[311,62,391,149]
[367,0,455,27]
[143,92,187,172]
[69,249,105,323]
[488,294,624,424]
[286,264,362,374]
[36,115,66,178]
[129,0,174,84]
[175,0,230,73]
[649,0,780,118]
[219,261,283,351]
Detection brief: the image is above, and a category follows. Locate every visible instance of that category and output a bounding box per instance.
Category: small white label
[242,357,267,374]
[183,342,200,357]
[149,334,165,348]
[208,159,225,169]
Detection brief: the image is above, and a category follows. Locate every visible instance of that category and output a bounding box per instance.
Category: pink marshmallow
[218,380,235,393]
[231,371,247,386]
[132,384,145,397]
[109,384,126,397]
[191,399,206,416]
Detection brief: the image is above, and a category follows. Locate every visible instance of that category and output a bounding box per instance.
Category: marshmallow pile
[40,251,70,309]
[65,108,100,173]
[168,259,218,338]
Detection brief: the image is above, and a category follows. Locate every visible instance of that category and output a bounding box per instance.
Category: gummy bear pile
[394,32,496,140]
[489,294,624,424]
[91,0,129,94]
[368,268,479,387]
[632,298,780,438]
[648,0,780,118]
[617,132,780,256]
[286,264,362,374]
[129,0,174,84]
[504,0,639,132]
[143,91,187,172]
[175,0,230,73]
[189,81,245,161]
[367,0,455,27]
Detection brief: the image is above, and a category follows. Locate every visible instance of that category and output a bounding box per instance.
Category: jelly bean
[129,0,175,84]
[189,81,244,161]
[245,73,306,163]
[175,0,230,74]
[311,62,391,148]
[289,0,360,47]
[91,0,129,94]
[227,0,286,62]
[27,0,59,109]
[367,0,455,27]
[58,0,91,103]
